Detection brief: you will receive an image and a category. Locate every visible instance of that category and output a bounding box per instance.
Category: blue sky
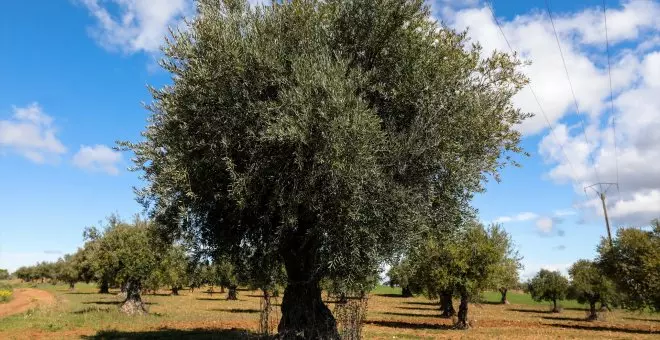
[1,0,659,279]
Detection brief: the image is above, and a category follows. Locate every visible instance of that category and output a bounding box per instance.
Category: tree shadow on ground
[563,307,587,311]
[476,301,504,306]
[399,306,437,311]
[211,308,260,314]
[403,301,437,306]
[542,316,588,322]
[149,293,177,296]
[623,317,660,323]
[81,328,260,339]
[71,307,112,314]
[374,293,407,298]
[365,320,452,330]
[81,301,157,305]
[508,308,551,314]
[65,292,97,295]
[548,323,658,335]
[381,311,438,318]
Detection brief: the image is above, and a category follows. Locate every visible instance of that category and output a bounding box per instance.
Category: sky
[1,0,659,280]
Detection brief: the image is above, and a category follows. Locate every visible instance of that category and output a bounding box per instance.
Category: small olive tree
[568,259,615,320]
[527,269,569,313]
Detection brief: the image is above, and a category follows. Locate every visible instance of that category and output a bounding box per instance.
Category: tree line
[387,218,659,325]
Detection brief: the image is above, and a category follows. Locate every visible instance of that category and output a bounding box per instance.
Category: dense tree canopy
[598,220,660,312]
[124,0,529,337]
[527,269,569,313]
[0,269,9,280]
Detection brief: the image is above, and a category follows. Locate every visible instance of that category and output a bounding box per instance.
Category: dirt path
[0,288,56,318]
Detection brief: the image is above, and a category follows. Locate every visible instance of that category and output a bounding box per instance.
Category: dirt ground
[0,284,658,339]
[0,288,56,318]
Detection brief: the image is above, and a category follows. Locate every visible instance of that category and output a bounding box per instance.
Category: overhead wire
[544,0,603,186]
[602,0,622,226]
[484,0,587,201]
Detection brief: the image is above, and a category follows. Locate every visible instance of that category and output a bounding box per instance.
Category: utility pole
[585,183,618,247]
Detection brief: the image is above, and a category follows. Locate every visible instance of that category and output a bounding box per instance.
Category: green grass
[480,290,585,309]
[371,285,402,296]
[370,285,586,309]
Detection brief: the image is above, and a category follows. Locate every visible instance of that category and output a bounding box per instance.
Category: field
[0,282,658,339]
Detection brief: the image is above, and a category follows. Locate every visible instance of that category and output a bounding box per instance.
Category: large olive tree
[125,0,528,337]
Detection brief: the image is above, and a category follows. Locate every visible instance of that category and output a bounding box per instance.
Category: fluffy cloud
[492,212,538,224]
[72,144,122,175]
[80,0,191,54]
[0,103,66,163]
[443,1,660,226]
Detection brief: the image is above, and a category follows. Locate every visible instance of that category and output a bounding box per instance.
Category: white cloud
[521,262,571,281]
[492,212,538,224]
[72,144,122,175]
[442,1,660,226]
[80,0,192,54]
[0,103,66,163]
[535,217,554,234]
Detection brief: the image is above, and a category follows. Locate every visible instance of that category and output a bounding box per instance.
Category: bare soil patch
[0,288,56,318]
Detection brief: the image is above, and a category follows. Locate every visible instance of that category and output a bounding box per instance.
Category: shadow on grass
[508,308,551,314]
[71,307,112,314]
[81,328,259,339]
[399,306,437,311]
[623,317,660,323]
[403,301,437,306]
[365,320,452,330]
[81,301,157,305]
[476,301,505,305]
[563,307,587,311]
[381,311,438,318]
[542,316,588,322]
[374,293,408,298]
[548,323,658,335]
[212,308,260,314]
[65,292,98,295]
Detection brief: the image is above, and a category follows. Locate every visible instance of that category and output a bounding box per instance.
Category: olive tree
[598,220,660,312]
[91,217,159,314]
[568,259,615,320]
[527,269,569,313]
[387,259,417,297]
[0,269,9,280]
[124,0,528,337]
[415,222,514,329]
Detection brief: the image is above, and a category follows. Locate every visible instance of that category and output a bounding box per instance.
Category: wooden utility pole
[585,183,618,247]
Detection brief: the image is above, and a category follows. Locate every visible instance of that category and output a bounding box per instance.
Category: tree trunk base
[501,299,510,305]
[227,286,238,300]
[120,299,147,315]
[440,292,455,318]
[278,281,339,340]
[401,286,413,298]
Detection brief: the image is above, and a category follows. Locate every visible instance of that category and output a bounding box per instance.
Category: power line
[485,1,585,196]
[544,0,602,185]
[602,0,621,195]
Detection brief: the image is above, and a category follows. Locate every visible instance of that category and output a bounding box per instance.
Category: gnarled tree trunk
[552,299,560,313]
[278,239,339,340]
[220,285,225,293]
[172,286,179,296]
[440,291,455,318]
[120,279,147,315]
[500,288,509,304]
[401,286,413,297]
[99,279,110,294]
[455,292,470,329]
[69,282,75,291]
[587,301,598,321]
[227,285,238,300]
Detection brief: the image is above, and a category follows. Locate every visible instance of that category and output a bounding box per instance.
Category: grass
[0,283,657,339]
